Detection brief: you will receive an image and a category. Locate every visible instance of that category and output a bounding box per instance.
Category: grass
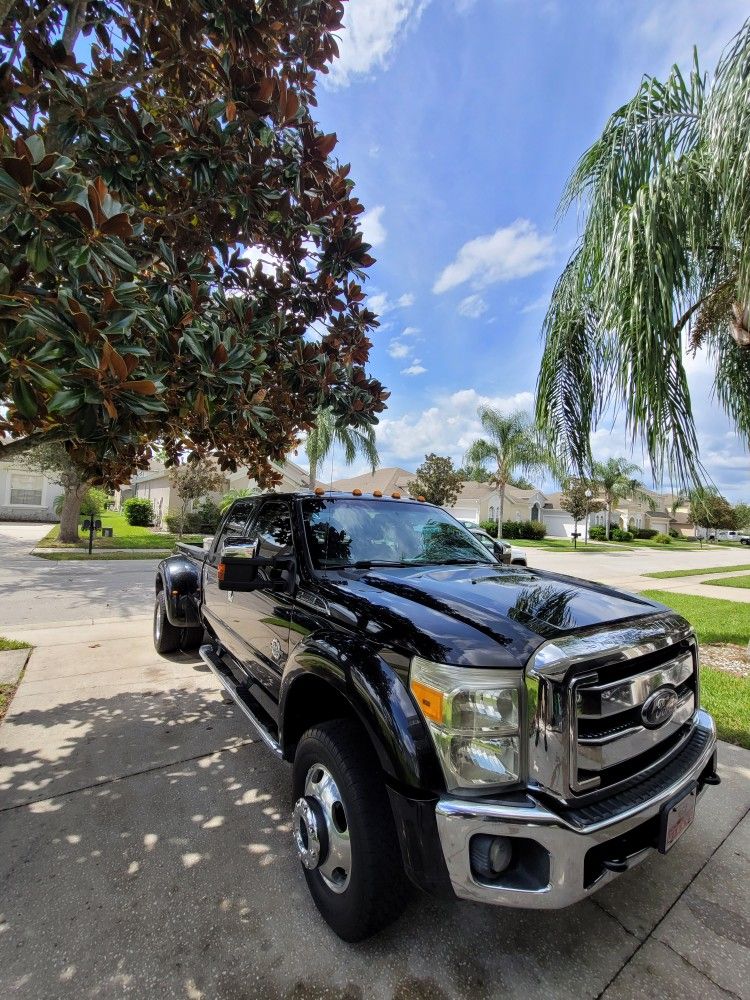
[700,667,750,750]
[39,511,203,550]
[640,590,750,645]
[704,574,750,590]
[510,538,623,553]
[0,637,31,723]
[0,636,31,651]
[645,563,750,580]
[34,550,174,561]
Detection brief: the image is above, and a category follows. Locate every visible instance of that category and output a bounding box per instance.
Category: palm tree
[537,21,750,486]
[305,408,379,489]
[464,408,556,538]
[218,487,258,514]
[590,457,649,540]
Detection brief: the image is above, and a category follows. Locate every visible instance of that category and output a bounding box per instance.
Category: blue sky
[305,0,750,499]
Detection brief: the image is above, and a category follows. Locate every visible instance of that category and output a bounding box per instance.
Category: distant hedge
[500,519,547,540]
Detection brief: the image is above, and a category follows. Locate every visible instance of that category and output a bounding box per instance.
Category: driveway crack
[594,802,750,999]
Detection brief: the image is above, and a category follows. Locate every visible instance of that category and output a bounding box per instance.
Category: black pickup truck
[154,491,719,941]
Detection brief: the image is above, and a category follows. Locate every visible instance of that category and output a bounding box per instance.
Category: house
[122,456,310,525]
[446,482,550,526]
[326,467,416,496]
[0,461,64,522]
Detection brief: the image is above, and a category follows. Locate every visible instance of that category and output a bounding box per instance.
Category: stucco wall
[0,465,63,523]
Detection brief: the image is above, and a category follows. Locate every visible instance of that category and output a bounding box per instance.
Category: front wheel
[292,719,408,941]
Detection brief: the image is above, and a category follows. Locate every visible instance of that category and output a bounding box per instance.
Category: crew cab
[153,491,719,941]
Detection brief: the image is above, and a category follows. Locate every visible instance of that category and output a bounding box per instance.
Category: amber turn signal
[314,486,325,496]
[373,489,383,497]
[410,680,443,724]
[391,491,401,499]
[352,488,362,496]
[217,562,226,582]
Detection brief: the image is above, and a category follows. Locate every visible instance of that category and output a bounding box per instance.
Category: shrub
[501,520,546,540]
[479,519,498,538]
[589,525,607,540]
[653,532,672,544]
[196,498,222,533]
[124,497,155,526]
[611,527,634,542]
[164,510,203,535]
[523,519,547,540]
[633,528,658,540]
[669,529,681,538]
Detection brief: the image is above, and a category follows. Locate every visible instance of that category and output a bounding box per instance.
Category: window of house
[9,472,43,506]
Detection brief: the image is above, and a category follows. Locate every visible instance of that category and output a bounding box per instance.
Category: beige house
[122,457,309,525]
[327,467,416,496]
[446,482,550,526]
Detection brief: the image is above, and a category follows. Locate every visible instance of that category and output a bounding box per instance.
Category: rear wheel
[292,719,408,941]
[152,591,202,653]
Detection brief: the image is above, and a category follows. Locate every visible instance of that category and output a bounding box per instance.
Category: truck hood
[321,564,663,668]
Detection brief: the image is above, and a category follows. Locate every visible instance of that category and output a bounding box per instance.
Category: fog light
[470,834,513,880]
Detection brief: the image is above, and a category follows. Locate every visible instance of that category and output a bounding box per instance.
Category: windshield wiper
[321,559,426,569]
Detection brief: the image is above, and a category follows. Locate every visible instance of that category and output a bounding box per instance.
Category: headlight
[409,656,523,790]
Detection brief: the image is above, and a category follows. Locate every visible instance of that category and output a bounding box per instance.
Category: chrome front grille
[526,614,699,802]
[570,652,697,792]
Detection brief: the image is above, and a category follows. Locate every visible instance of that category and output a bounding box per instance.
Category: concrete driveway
[0,616,748,999]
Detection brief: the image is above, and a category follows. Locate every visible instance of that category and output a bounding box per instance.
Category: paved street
[0,523,156,627]
[0,613,748,999]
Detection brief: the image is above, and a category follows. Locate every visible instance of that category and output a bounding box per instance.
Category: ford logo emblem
[641,686,679,728]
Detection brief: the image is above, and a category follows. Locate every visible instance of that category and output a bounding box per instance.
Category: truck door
[202,498,258,660]
[228,498,295,705]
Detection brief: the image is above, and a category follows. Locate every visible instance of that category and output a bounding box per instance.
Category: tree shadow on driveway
[0,688,646,1000]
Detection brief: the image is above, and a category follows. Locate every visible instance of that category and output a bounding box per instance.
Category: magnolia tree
[0,0,388,523]
[408,454,463,508]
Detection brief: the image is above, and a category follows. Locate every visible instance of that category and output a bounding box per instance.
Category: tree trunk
[498,485,505,538]
[605,501,611,540]
[59,484,87,543]
[309,456,317,491]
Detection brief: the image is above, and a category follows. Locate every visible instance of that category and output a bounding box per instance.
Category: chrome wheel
[293,763,351,893]
[154,603,162,642]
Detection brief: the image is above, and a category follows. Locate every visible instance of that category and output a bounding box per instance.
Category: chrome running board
[199,643,282,757]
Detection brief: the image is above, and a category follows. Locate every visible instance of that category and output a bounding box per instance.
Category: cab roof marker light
[391,491,401,499]
[352,488,362,496]
[314,486,325,496]
[373,490,383,497]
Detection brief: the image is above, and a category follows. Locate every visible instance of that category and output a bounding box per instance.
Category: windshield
[302,498,496,569]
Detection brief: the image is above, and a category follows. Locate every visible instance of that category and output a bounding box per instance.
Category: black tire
[153,590,182,654]
[292,719,408,941]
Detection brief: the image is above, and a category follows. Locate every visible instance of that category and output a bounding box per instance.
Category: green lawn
[39,511,203,550]
[640,590,750,645]
[34,550,174,561]
[645,563,750,580]
[512,538,622,553]
[704,574,750,590]
[700,667,750,750]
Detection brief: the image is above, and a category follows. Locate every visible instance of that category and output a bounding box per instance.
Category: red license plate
[659,785,696,853]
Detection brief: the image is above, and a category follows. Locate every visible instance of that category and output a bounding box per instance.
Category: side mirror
[218,540,295,593]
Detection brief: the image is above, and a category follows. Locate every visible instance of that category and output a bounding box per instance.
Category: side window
[251,501,293,558]
[213,500,256,553]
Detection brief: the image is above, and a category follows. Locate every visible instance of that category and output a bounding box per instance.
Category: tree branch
[0,428,70,459]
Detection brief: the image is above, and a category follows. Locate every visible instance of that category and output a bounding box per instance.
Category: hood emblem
[641,686,679,728]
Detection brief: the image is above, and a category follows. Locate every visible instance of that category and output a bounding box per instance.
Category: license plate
[659,785,697,853]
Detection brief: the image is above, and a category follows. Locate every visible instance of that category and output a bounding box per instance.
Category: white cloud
[367,290,414,316]
[388,339,411,359]
[328,0,431,87]
[635,1,748,76]
[360,205,387,247]
[458,294,488,318]
[433,220,554,294]
[401,359,427,376]
[375,388,535,467]
[402,326,421,337]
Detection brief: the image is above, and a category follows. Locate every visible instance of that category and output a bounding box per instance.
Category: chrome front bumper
[435,710,717,909]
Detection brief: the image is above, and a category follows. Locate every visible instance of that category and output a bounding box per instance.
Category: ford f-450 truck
[153,491,719,941]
